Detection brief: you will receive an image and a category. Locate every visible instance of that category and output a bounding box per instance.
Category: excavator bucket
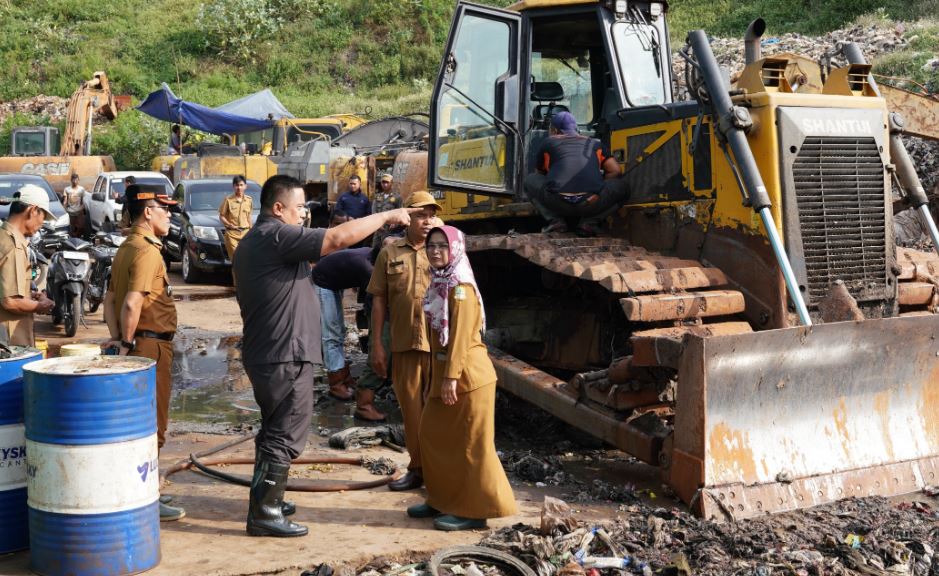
[670,314,939,520]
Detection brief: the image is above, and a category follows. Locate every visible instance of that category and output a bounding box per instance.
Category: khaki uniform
[0,222,34,346]
[420,284,516,519]
[366,236,433,470]
[218,193,253,261]
[109,225,178,449]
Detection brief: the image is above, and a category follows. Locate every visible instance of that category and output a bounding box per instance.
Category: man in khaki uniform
[103,184,185,522]
[367,191,442,491]
[0,185,56,346]
[218,175,254,261]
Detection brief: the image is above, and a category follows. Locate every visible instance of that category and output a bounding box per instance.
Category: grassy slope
[0,0,935,167]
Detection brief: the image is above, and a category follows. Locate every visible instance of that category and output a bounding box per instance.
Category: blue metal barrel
[0,348,43,554]
[24,356,161,576]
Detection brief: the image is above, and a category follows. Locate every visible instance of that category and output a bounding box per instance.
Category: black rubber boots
[246,457,308,537]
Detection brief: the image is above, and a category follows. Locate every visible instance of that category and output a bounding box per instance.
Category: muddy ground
[1,269,937,576]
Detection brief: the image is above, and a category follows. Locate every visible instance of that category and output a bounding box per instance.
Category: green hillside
[0,0,935,168]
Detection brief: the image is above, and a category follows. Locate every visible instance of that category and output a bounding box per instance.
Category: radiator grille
[792,137,887,303]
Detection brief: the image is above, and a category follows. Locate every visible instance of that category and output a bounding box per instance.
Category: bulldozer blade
[670,314,939,521]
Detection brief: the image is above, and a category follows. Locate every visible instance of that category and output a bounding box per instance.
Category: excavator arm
[60,71,117,156]
[879,83,939,143]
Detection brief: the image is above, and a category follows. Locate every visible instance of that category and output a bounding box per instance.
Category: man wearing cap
[235,175,419,538]
[366,190,442,491]
[0,185,56,346]
[103,184,185,522]
[524,111,627,236]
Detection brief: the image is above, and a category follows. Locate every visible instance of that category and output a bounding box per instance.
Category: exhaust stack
[744,18,766,64]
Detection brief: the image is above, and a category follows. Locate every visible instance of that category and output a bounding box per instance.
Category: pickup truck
[85,171,173,231]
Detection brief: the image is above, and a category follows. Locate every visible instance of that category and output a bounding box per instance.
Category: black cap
[123,184,177,206]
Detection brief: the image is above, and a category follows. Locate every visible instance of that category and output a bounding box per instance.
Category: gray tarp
[215,88,294,121]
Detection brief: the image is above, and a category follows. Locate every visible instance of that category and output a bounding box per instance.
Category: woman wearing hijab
[406,225,516,531]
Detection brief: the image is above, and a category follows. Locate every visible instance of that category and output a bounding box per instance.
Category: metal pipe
[744,18,766,65]
[759,207,813,326]
[688,30,812,326]
[845,43,939,258]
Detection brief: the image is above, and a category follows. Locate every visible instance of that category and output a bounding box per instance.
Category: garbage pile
[0,95,69,125]
[476,495,939,576]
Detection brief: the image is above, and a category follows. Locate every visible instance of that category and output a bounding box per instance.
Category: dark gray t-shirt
[234,215,326,367]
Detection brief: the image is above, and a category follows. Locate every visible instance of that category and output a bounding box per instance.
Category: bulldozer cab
[428,0,671,197]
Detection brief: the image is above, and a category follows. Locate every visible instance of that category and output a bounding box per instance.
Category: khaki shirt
[219,193,253,238]
[0,222,34,346]
[367,236,432,353]
[428,284,497,398]
[109,226,177,335]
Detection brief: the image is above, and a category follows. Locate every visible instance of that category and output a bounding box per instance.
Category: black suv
[163,178,261,283]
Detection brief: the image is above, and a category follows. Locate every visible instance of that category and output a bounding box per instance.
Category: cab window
[612,21,665,106]
[433,14,511,189]
[530,50,594,124]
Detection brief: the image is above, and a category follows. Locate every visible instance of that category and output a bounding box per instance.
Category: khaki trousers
[135,337,173,450]
[391,350,431,470]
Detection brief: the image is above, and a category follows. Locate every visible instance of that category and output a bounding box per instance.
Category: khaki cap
[380,173,393,182]
[15,184,56,221]
[405,190,443,211]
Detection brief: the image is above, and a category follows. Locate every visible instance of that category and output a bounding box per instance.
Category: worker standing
[409,225,516,531]
[366,191,442,491]
[218,175,254,262]
[335,175,371,219]
[311,246,374,401]
[62,173,87,237]
[0,185,56,346]
[102,184,185,522]
[235,175,417,538]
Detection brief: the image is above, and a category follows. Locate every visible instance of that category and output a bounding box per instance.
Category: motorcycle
[85,231,124,314]
[48,237,92,337]
[27,232,49,293]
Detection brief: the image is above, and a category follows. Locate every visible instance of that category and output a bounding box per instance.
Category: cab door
[429,1,522,197]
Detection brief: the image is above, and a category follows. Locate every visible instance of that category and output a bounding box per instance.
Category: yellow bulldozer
[422,0,939,519]
[0,71,117,193]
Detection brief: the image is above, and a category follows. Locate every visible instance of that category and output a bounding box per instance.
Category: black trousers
[524,173,629,225]
[245,361,316,466]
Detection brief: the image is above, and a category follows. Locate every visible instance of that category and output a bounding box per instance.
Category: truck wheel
[181,249,202,284]
[64,293,81,337]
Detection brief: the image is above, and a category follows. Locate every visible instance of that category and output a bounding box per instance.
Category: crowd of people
[0,108,622,535]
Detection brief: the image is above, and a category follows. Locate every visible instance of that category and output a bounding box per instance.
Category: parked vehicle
[0,173,70,254]
[27,232,49,293]
[84,171,173,232]
[48,237,92,337]
[85,231,124,314]
[163,178,261,283]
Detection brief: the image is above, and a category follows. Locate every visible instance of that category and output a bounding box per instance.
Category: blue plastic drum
[24,356,160,576]
[0,347,43,554]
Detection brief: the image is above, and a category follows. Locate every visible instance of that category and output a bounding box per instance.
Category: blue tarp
[136,83,274,135]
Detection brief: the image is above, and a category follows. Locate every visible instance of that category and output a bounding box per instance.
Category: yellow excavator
[422,0,939,519]
[0,71,116,192]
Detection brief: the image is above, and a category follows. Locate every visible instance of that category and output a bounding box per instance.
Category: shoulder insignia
[454,286,466,300]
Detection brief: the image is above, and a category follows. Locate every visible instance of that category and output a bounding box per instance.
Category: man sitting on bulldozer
[524,111,627,236]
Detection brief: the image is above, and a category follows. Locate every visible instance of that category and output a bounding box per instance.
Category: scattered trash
[301,564,334,576]
[361,456,397,476]
[540,496,577,535]
[329,425,406,451]
[844,533,864,549]
[923,485,939,497]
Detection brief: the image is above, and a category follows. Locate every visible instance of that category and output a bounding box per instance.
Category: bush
[93,112,167,170]
[196,0,284,63]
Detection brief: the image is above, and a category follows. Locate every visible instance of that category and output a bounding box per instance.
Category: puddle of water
[169,334,401,430]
